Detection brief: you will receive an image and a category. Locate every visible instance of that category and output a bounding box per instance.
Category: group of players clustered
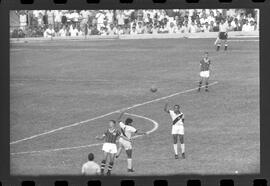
[81,22,229,176]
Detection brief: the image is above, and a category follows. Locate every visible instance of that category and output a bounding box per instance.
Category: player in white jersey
[115,111,147,172]
[81,153,101,175]
[164,103,185,159]
[214,19,229,51]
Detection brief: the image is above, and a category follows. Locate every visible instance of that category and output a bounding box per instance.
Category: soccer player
[96,120,121,175]
[164,103,185,159]
[198,52,211,92]
[214,19,229,51]
[115,111,147,172]
[81,153,101,175]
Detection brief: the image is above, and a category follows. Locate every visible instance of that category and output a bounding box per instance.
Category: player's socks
[225,45,228,51]
[198,81,202,91]
[173,144,178,157]
[181,144,185,153]
[127,159,135,172]
[181,144,185,159]
[205,82,209,91]
[128,169,135,172]
[107,162,114,175]
[100,160,106,174]
[127,158,133,170]
[216,45,220,51]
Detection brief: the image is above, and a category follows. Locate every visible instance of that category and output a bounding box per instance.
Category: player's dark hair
[205,52,209,54]
[174,104,180,109]
[88,153,94,161]
[109,120,116,124]
[125,118,133,125]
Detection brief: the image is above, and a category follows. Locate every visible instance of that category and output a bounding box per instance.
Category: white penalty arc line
[10,112,159,156]
[10,81,218,145]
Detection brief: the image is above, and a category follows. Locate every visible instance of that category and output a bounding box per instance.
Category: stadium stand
[10,9,259,38]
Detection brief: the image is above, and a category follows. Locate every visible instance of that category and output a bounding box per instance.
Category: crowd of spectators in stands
[10,9,259,38]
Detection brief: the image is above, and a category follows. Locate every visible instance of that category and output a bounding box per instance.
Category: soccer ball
[150,85,157,93]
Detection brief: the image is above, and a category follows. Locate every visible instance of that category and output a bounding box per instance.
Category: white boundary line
[228,39,259,42]
[11,112,159,155]
[10,81,218,145]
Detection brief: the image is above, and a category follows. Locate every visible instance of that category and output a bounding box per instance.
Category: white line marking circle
[11,112,159,156]
[10,81,218,145]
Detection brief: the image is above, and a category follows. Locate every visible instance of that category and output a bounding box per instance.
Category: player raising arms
[198,52,211,92]
[96,120,121,175]
[214,19,229,51]
[115,111,147,172]
[164,103,185,159]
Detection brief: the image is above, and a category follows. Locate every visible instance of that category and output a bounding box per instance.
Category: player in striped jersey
[198,52,211,92]
[164,103,185,159]
[96,120,121,175]
[115,111,147,172]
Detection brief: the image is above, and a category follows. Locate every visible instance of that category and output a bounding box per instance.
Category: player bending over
[96,120,121,175]
[115,111,147,172]
[214,19,229,51]
[198,52,211,92]
[164,103,185,159]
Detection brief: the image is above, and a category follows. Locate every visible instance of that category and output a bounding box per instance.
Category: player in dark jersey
[96,120,121,175]
[198,52,211,92]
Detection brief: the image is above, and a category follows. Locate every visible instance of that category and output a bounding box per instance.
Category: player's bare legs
[215,35,221,51]
[216,39,221,51]
[214,36,219,46]
[100,152,109,175]
[173,134,179,159]
[179,135,185,159]
[126,149,134,172]
[116,145,123,158]
[106,153,115,175]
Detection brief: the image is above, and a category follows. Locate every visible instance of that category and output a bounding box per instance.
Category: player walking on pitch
[115,111,147,172]
[198,52,211,92]
[96,120,121,175]
[164,103,185,159]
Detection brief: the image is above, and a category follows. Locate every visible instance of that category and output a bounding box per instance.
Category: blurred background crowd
[10,9,259,38]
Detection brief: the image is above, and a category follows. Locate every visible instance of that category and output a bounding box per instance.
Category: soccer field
[10,37,259,175]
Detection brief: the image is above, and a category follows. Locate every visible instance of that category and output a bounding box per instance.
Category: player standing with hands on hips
[164,103,185,159]
[198,52,211,92]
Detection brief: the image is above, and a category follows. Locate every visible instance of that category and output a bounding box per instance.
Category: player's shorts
[102,143,117,154]
[219,32,228,40]
[171,124,184,135]
[200,70,210,78]
[119,137,132,150]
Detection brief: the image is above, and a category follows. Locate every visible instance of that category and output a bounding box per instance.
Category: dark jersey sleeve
[117,130,121,137]
[103,129,108,137]
[200,59,204,71]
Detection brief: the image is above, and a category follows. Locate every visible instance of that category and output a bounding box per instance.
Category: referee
[81,153,101,175]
